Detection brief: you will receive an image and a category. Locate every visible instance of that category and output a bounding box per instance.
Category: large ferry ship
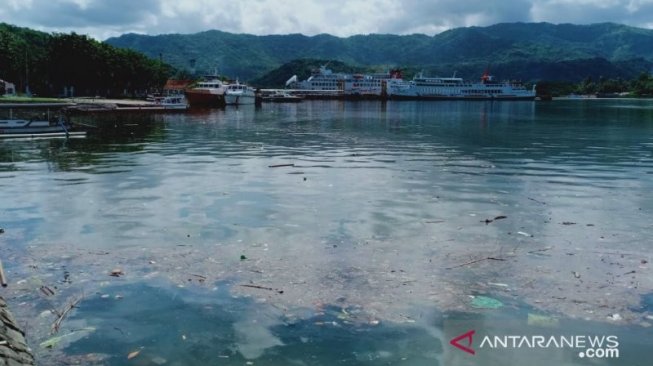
[287,65,349,92]
[342,69,403,98]
[387,71,536,100]
[287,66,404,98]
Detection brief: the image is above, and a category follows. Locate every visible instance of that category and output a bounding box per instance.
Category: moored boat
[224,82,256,105]
[0,103,85,138]
[185,77,228,107]
[387,71,536,100]
[286,66,404,99]
[156,95,189,110]
[261,90,303,103]
[0,118,84,138]
[343,69,403,98]
[287,65,348,92]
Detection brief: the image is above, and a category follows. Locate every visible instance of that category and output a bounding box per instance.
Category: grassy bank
[0,96,69,104]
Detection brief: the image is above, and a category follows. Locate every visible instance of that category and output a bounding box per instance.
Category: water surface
[1,99,652,365]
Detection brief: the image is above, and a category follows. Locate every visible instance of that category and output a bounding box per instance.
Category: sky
[1,0,653,40]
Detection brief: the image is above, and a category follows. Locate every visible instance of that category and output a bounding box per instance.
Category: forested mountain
[0,23,172,97]
[106,22,653,84]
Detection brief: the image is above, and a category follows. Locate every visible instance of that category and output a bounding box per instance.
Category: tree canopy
[0,23,173,97]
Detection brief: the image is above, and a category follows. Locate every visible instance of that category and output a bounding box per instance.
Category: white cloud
[530,0,653,25]
[0,0,652,40]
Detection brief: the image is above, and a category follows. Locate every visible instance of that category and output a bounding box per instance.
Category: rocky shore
[0,297,34,366]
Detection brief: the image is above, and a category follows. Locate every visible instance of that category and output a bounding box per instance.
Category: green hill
[105,22,653,84]
[0,23,172,97]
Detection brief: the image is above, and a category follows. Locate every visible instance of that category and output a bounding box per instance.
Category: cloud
[0,0,652,40]
[531,0,653,26]
[384,0,534,34]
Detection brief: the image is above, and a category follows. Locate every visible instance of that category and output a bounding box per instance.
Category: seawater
[1,99,652,365]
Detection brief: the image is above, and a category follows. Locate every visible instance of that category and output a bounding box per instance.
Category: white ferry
[287,66,407,98]
[387,71,536,100]
[287,65,349,92]
[343,69,403,98]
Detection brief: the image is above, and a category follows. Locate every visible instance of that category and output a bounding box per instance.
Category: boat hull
[0,131,86,139]
[388,94,536,101]
[0,120,84,138]
[262,96,303,103]
[185,90,225,107]
[224,93,256,105]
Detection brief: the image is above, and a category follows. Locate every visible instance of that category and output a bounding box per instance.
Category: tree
[631,72,653,96]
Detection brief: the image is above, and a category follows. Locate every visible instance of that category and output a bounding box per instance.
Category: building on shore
[0,79,16,96]
[163,79,193,96]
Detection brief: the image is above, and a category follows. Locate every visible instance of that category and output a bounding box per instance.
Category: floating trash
[527,313,559,328]
[470,296,504,309]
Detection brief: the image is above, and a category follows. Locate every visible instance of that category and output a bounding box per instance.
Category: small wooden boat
[0,103,85,138]
[0,118,85,138]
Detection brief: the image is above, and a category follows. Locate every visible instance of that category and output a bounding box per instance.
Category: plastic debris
[488,282,509,287]
[527,313,559,327]
[470,296,504,309]
[151,356,167,365]
[127,349,141,359]
[109,268,124,277]
[39,327,95,348]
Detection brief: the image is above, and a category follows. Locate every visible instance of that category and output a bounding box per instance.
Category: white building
[1,79,16,96]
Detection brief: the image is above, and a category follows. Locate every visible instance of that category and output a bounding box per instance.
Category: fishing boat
[0,117,84,138]
[0,103,85,138]
[387,70,536,100]
[224,82,256,105]
[185,77,228,107]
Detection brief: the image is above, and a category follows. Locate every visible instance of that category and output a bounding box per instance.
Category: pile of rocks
[0,297,34,366]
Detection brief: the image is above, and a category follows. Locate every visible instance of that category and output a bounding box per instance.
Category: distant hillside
[106,22,653,83]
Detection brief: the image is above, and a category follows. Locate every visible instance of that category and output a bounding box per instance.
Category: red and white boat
[185,77,228,107]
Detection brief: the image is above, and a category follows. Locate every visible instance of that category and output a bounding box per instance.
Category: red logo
[450,330,476,355]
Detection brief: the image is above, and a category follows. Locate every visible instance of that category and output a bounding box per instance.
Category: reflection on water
[2,99,653,365]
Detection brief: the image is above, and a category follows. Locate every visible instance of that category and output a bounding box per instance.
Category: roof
[163,79,192,90]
